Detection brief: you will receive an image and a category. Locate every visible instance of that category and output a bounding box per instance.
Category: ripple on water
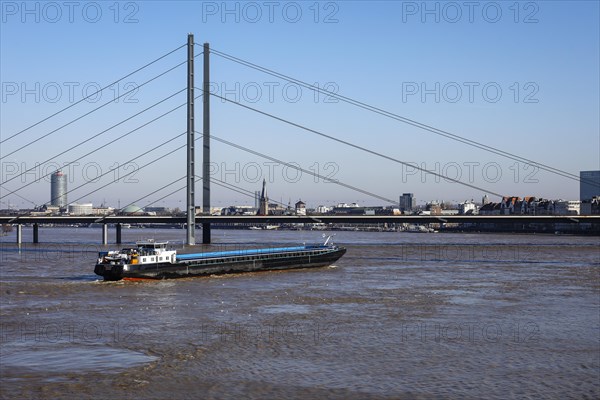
[0,343,157,375]
[259,304,312,314]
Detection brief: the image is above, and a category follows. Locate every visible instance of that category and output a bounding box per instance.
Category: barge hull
[95,248,346,281]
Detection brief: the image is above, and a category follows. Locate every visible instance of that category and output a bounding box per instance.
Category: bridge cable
[120,174,288,218]
[1,43,187,145]
[0,93,200,201]
[76,130,206,217]
[200,130,401,204]
[1,61,189,161]
[197,92,506,198]
[101,175,187,219]
[207,176,290,209]
[67,133,203,208]
[208,46,593,187]
[48,131,187,207]
[1,89,189,189]
[0,191,36,208]
[114,167,294,219]
[110,142,275,215]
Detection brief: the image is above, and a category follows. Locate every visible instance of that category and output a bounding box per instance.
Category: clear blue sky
[1,1,599,209]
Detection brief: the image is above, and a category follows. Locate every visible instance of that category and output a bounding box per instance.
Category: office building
[399,193,416,213]
[580,170,600,201]
[50,170,67,207]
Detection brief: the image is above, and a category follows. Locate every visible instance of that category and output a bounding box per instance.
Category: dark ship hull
[95,245,346,281]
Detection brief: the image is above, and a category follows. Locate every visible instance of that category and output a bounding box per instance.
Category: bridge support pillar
[186,33,196,246]
[16,224,22,244]
[203,222,211,244]
[116,223,122,244]
[33,223,39,243]
[102,224,108,245]
[202,42,211,244]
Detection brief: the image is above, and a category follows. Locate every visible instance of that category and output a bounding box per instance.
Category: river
[1,228,598,399]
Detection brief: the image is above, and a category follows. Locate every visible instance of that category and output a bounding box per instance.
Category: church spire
[258,179,269,215]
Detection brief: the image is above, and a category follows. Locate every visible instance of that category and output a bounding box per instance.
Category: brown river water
[1,228,598,399]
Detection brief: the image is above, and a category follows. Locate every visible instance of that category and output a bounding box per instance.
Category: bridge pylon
[186,33,196,245]
[202,42,211,244]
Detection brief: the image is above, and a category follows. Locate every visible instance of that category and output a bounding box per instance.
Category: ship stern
[94,263,124,281]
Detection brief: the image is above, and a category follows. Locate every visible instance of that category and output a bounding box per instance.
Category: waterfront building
[267,203,287,216]
[514,197,536,214]
[120,204,144,215]
[458,200,477,215]
[482,197,581,216]
[501,196,521,215]
[425,201,441,215]
[46,205,61,215]
[221,205,257,216]
[581,196,600,215]
[50,170,67,208]
[295,200,306,216]
[399,193,416,213]
[92,206,114,216]
[31,205,62,216]
[554,200,580,215]
[533,199,554,215]
[145,206,171,215]
[68,203,93,215]
[315,205,331,214]
[479,202,501,215]
[580,170,600,201]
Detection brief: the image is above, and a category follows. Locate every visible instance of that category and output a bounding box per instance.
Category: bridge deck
[0,215,598,225]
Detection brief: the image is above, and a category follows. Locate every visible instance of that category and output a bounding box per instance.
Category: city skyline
[1,2,599,208]
[3,170,599,213]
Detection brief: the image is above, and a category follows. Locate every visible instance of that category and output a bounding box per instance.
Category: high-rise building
[50,170,67,207]
[399,193,416,213]
[580,170,600,201]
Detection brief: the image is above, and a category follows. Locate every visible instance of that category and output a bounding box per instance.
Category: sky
[1,0,599,209]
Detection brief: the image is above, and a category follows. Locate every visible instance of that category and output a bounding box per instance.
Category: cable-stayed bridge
[1,35,599,244]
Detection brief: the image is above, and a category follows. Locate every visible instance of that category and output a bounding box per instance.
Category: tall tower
[50,170,67,207]
[258,179,269,216]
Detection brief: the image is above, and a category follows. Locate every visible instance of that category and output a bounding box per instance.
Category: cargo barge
[94,237,346,281]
